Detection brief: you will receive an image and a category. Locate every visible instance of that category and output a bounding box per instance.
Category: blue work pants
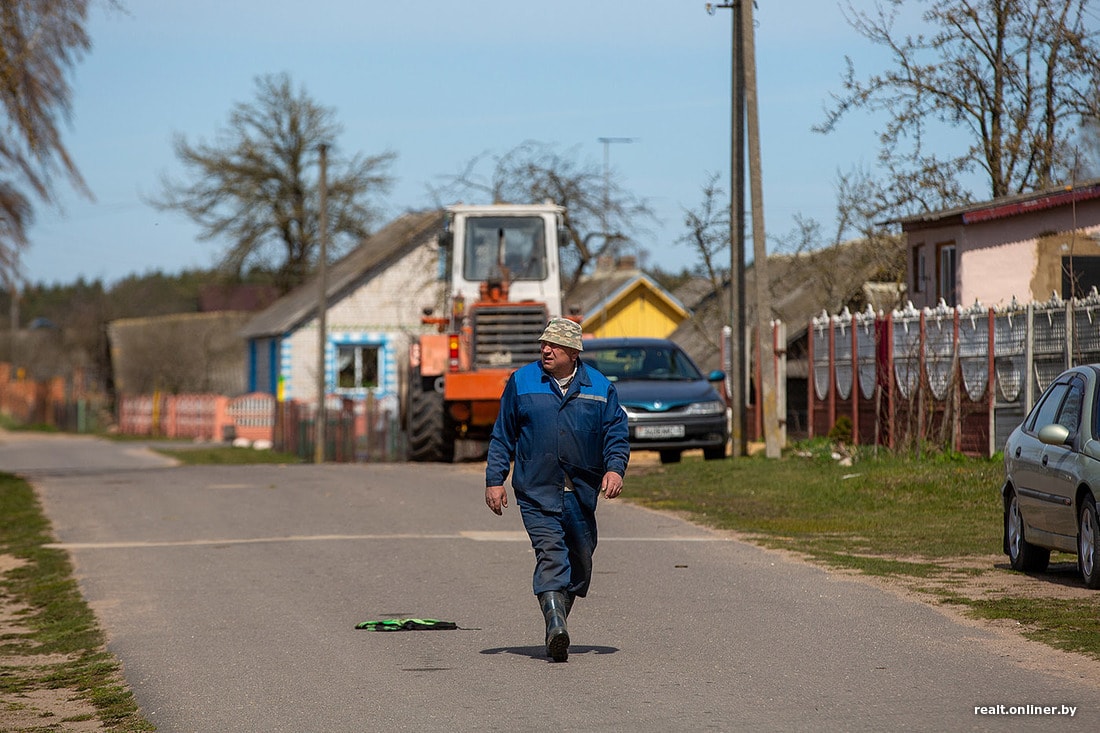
[518,490,598,597]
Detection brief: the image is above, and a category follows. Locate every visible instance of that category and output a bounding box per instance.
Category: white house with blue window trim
[241,210,446,409]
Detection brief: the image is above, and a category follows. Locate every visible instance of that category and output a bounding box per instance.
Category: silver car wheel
[1008,496,1024,561]
[1081,506,1095,578]
[1079,497,1100,588]
[1006,490,1049,573]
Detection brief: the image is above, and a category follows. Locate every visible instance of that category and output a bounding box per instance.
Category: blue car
[581,337,729,464]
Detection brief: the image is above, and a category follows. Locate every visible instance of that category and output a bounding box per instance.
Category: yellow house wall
[584,285,685,338]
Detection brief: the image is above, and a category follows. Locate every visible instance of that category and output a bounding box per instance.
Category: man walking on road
[485,318,630,662]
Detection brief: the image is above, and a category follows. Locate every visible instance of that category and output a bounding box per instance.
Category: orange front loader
[404,204,566,462]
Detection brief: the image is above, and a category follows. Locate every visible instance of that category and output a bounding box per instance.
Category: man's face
[540,340,578,378]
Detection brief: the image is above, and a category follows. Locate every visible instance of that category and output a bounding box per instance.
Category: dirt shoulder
[0,554,111,732]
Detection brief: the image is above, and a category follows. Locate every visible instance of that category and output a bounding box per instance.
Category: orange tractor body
[404,204,568,462]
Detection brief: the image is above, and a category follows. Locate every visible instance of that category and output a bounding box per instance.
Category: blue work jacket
[487,359,630,514]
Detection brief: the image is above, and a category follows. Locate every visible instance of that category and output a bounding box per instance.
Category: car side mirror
[707,370,725,382]
[1038,423,1071,446]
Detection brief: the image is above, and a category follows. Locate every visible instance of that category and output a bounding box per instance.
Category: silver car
[1002,364,1100,587]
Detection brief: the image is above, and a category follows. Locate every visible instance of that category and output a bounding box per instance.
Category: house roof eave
[571,271,690,328]
[241,209,444,339]
[579,275,689,329]
[892,177,1100,231]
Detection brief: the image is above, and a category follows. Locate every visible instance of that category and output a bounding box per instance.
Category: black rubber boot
[563,592,574,617]
[539,591,570,662]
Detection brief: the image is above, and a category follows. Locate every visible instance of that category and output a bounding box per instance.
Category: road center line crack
[47,532,729,550]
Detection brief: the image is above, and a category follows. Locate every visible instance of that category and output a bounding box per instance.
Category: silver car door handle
[1015,447,1021,458]
[1042,454,1049,466]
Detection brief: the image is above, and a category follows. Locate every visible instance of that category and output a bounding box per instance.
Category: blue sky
[23,0,887,287]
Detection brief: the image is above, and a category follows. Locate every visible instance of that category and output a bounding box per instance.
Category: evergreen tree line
[0,268,280,388]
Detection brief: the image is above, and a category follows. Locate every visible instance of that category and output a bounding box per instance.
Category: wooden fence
[117,392,275,442]
[808,291,1100,456]
[0,362,107,433]
[115,391,402,462]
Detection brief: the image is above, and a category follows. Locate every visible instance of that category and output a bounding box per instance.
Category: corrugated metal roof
[241,209,444,338]
[893,177,1100,229]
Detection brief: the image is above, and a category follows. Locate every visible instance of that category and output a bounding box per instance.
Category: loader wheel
[406,369,453,462]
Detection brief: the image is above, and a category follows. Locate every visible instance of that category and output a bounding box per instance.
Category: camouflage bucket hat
[539,318,584,351]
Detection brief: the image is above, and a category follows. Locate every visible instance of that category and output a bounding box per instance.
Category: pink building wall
[906,196,1100,310]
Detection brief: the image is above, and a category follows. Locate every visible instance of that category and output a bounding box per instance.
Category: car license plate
[636,425,685,439]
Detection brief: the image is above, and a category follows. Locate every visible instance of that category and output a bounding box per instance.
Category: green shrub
[827,415,853,444]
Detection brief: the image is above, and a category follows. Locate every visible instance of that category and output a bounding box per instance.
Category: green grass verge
[627,442,1100,660]
[965,595,1100,656]
[629,445,1003,559]
[0,413,58,433]
[152,445,303,465]
[0,473,154,731]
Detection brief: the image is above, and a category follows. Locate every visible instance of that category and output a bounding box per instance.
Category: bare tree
[675,172,731,351]
[151,73,396,293]
[436,140,655,290]
[678,172,730,294]
[1073,114,1100,179]
[684,165,906,317]
[770,167,906,305]
[0,0,97,284]
[817,0,1100,213]
[831,167,908,278]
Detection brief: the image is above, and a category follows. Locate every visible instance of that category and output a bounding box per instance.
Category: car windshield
[583,345,703,381]
[463,216,547,281]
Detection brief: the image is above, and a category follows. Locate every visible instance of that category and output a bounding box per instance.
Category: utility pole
[707,1,746,457]
[314,143,330,464]
[742,0,781,458]
[8,277,17,333]
[597,137,634,251]
[7,272,17,331]
[8,255,19,373]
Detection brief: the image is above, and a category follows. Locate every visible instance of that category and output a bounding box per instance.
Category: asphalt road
[2,432,1098,732]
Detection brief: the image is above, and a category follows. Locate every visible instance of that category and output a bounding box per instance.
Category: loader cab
[442,203,566,316]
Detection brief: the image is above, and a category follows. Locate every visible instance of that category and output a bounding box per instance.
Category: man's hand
[485,485,508,515]
[600,471,624,499]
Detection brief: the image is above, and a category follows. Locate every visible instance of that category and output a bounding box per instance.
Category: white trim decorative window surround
[336,343,381,391]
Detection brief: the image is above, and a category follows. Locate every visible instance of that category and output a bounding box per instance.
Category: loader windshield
[463,216,547,282]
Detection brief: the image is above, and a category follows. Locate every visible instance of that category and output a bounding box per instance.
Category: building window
[912,245,926,293]
[1062,256,1100,299]
[936,243,957,306]
[337,344,380,390]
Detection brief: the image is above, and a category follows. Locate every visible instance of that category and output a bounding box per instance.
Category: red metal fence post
[851,314,860,445]
[987,306,996,457]
[953,306,961,453]
[885,312,896,451]
[827,315,836,432]
[807,320,815,439]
